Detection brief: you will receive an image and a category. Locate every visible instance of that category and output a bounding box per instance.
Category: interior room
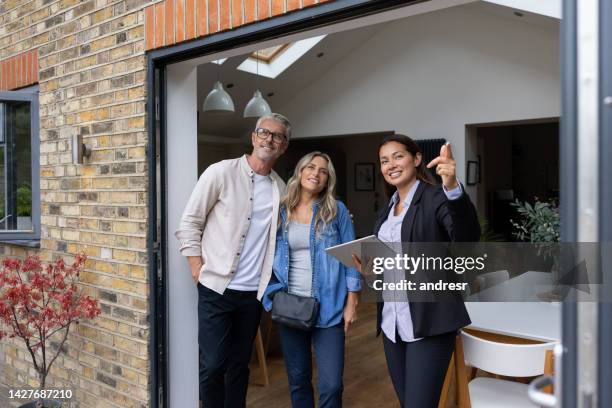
[471,120,560,240]
[192,1,560,237]
[164,1,562,406]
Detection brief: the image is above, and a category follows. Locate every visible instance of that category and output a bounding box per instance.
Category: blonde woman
[263,152,361,408]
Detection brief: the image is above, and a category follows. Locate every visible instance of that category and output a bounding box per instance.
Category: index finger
[441,142,454,159]
[427,156,442,169]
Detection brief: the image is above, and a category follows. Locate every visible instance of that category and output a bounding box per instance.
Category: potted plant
[16,184,33,230]
[0,253,101,408]
[509,198,560,243]
[510,198,561,300]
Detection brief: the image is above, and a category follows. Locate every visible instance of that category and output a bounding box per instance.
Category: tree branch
[45,322,71,379]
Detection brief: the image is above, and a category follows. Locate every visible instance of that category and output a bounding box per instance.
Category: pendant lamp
[203,61,235,114]
[244,51,271,118]
[203,81,235,114]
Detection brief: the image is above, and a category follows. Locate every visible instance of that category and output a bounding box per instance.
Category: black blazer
[373,181,480,338]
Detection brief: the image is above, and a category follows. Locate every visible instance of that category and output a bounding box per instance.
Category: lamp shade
[202,81,235,114]
[243,90,271,118]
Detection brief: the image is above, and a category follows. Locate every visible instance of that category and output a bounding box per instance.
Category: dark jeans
[279,323,345,408]
[382,331,455,408]
[198,283,262,408]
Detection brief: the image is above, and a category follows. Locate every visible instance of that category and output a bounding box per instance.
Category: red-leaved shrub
[0,253,100,407]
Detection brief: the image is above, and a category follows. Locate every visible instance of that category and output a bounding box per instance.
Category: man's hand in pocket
[188,256,204,285]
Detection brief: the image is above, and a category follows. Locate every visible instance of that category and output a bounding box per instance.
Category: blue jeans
[279,323,345,408]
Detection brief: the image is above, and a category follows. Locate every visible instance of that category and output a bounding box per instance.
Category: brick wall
[0,0,330,407]
[143,0,330,50]
[1,0,151,406]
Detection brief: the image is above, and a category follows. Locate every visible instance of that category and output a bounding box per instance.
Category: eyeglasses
[254,128,286,143]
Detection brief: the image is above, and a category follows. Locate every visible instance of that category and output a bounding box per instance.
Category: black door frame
[145,2,425,407]
[144,1,592,407]
[598,0,612,404]
[560,0,578,406]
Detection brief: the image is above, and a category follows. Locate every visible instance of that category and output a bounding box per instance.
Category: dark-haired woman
[353,135,480,408]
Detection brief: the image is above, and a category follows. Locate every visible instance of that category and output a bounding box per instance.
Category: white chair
[456,330,556,408]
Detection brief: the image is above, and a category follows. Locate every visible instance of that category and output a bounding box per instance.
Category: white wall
[484,0,561,19]
[280,3,560,183]
[166,63,199,408]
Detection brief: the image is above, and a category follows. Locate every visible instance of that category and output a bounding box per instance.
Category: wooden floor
[246,302,458,408]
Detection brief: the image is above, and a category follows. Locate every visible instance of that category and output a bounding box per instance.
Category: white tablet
[325,235,398,268]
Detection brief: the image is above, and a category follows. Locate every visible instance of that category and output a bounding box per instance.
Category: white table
[468,271,562,302]
[465,272,562,342]
[465,301,561,342]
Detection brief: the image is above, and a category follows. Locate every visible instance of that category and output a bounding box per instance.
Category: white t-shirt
[227,173,273,291]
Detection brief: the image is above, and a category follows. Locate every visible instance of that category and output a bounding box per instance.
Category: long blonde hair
[282,152,337,231]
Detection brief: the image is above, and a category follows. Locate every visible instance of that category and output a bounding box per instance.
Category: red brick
[155,2,165,48]
[176,0,185,42]
[287,0,300,12]
[6,58,10,91]
[197,0,206,36]
[272,0,284,16]
[166,0,175,45]
[257,0,269,20]
[232,0,242,27]
[9,57,15,90]
[186,0,195,39]
[1,61,5,91]
[21,51,27,87]
[33,49,38,82]
[26,50,32,85]
[208,0,218,34]
[145,6,155,50]
[220,0,230,31]
[14,56,19,89]
[245,0,255,23]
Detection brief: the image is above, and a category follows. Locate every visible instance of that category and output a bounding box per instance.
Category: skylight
[237,35,326,79]
[251,45,289,63]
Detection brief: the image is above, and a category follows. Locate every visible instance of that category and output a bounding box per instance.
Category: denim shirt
[262,200,362,328]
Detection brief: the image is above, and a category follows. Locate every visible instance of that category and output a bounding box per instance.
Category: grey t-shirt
[228,173,273,291]
[287,221,313,297]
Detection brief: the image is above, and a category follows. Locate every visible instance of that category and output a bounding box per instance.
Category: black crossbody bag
[271,222,320,331]
[271,290,319,331]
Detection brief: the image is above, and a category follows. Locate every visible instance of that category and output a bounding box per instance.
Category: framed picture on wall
[355,163,375,191]
[467,160,480,185]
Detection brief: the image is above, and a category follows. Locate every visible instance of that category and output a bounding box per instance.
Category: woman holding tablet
[263,151,361,408]
[353,135,480,408]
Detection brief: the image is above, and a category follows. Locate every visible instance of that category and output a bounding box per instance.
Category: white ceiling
[195,0,558,141]
[196,23,384,140]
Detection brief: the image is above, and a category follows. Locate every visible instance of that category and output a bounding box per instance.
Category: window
[0,87,39,241]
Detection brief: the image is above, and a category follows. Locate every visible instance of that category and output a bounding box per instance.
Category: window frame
[0,86,40,242]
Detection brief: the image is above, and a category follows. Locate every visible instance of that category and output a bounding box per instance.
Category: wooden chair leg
[438,355,455,408]
[255,328,269,386]
[543,349,554,394]
[454,335,471,408]
[470,367,478,380]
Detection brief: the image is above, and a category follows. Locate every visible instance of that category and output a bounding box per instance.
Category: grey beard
[255,148,276,162]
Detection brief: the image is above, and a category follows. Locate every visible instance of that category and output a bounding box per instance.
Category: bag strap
[310,222,315,298]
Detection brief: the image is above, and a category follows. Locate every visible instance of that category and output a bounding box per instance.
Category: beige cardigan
[175,155,286,300]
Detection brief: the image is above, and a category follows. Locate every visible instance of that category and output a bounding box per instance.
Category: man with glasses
[175,113,291,407]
